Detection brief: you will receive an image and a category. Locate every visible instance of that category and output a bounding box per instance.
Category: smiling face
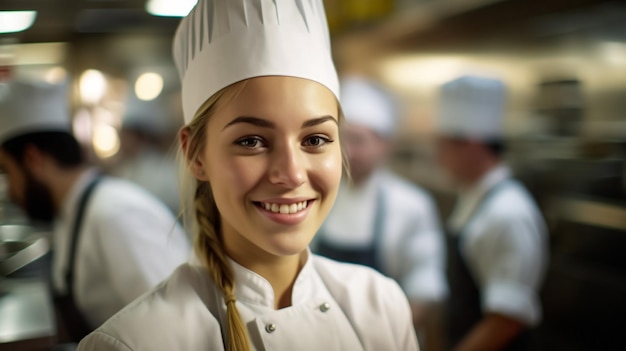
[193,76,342,262]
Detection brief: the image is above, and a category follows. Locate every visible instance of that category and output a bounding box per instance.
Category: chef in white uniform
[0,79,191,341]
[77,1,419,350]
[434,75,548,351]
[314,76,448,327]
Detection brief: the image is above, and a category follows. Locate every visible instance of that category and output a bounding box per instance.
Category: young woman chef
[77,0,419,350]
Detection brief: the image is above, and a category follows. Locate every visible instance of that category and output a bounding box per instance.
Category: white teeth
[261,201,309,214]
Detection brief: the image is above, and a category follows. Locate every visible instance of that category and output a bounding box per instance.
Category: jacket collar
[448,164,510,232]
[230,249,316,309]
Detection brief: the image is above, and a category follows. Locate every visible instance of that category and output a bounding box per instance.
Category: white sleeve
[397,196,448,303]
[94,194,190,304]
[466,212,546,326]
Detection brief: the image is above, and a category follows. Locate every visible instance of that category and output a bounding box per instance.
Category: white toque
[0,79,70,145]
[340,76,397,138]
[172,0,340,124]
[436,75,506,139]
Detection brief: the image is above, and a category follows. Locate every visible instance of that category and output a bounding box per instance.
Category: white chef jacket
[315,169,448,303]
[52,169,191,328]
[448,165,548,326]
[77,253,419,351]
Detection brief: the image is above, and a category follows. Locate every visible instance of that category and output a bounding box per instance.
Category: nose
[268,143,306,188]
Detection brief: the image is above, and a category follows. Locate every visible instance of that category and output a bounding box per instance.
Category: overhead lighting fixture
[146,0,197,17]
[92,123,121,159]
[44,67,67,84]
[135,72,164,101]
[79,69,107,105]
[0,11,37,34]
[600,41,626,66]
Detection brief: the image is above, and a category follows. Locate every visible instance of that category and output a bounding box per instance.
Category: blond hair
[179,81,251,351]
[178,78,348,351]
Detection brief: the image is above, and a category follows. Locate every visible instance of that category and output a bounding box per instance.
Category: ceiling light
[44,67,67,84]
[600,42,626,66]
[79,69,107,105]
[380,56,467,89]
[92,123,120,159]
[135,72,164,101]
[0,11,37,34]
[146,0,197,17]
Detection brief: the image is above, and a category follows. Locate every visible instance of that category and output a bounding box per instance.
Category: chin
[265,235,312,257]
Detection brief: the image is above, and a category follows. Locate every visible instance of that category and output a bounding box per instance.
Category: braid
[194,182,251,351]
[184,82,251,351]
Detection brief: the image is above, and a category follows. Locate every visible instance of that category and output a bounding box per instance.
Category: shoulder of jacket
[487,183,540,219]
[93,177,157,203]
[379,172,436,211]
[88,177,173,219]
[91,263,220,345]
[78,330,133,351]
[313,255,400,295]
[312,255,413,341]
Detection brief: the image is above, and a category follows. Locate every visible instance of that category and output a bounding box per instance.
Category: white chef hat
[0,79,70,146]
[340,76,397,138]
[173,0,339,124]
[436,75,506,139]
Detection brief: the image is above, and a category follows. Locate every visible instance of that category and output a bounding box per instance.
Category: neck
[260,254,304,309]
[48,166,89,213]
[229,248,305,310]
[461,158,500,191]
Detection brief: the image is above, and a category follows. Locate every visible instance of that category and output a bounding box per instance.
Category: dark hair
[2,131,84,168]
[484,139,506,157]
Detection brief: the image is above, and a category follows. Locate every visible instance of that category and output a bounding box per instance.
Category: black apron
[54,176,101,342]
[446,180,529,351]
[316,186,386,272]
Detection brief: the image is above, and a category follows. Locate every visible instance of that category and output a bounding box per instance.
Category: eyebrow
[302,115,337,128]
[223,115,337,130]
[223,116,275,130]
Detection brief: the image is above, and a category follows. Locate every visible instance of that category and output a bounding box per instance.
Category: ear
[179,127,209,181]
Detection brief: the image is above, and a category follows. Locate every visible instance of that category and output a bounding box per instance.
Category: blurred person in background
[112,96,180,214]
[314,76,448,345]
[435,75,548,351]
[0,78,190,342]
[77,0,419,350]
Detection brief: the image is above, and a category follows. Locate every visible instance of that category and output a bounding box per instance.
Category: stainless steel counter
[0,278,56,350]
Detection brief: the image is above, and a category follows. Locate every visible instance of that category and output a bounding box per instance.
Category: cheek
[208,154,263,199]
[311,149,343,198]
